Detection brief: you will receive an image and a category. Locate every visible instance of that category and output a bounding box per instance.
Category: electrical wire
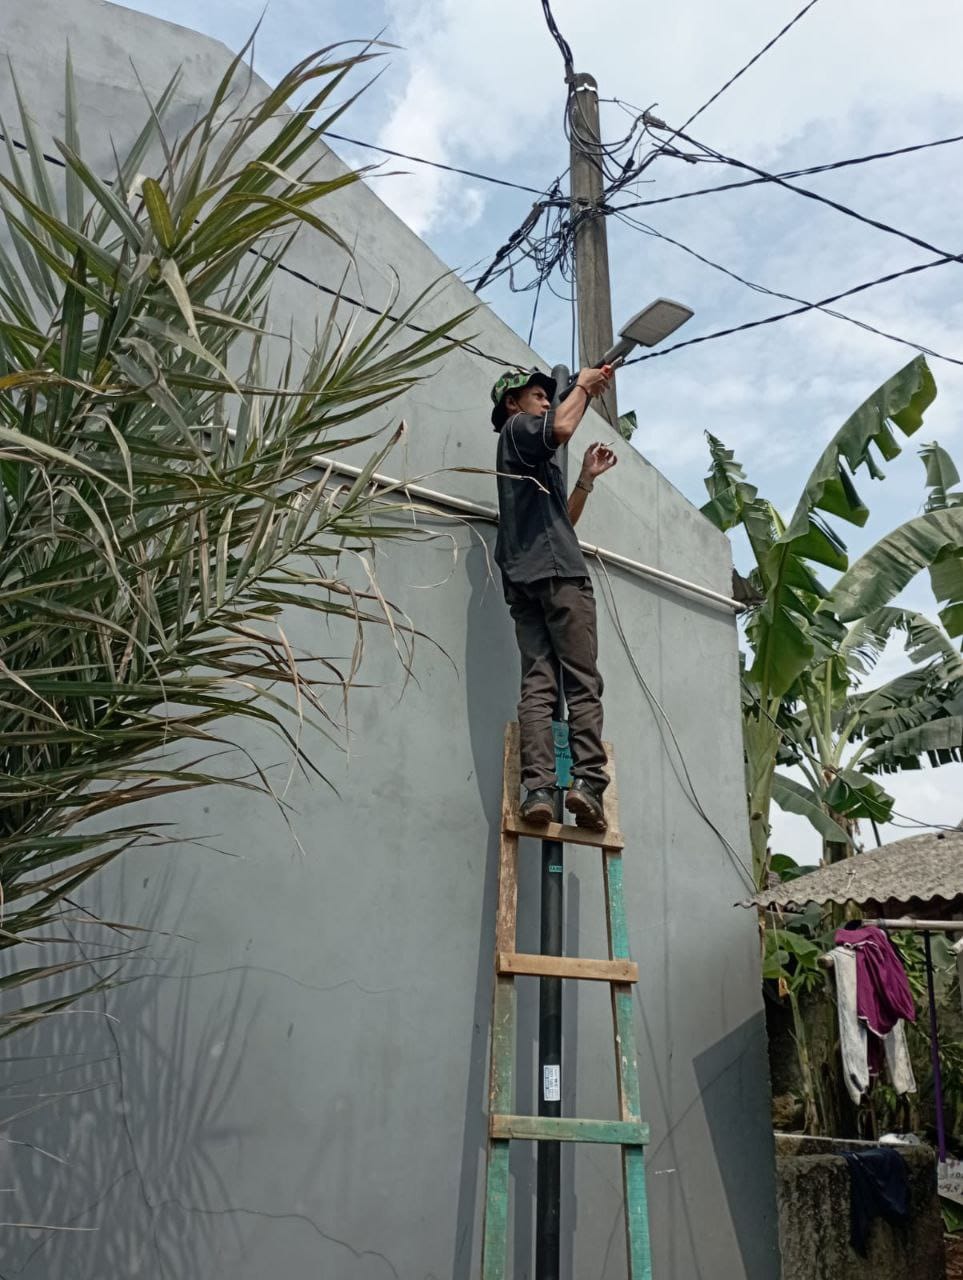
[622,253,963,367]
[611,208,963,369]
[320,119,963,373]
[669,0,823,141]
[615,0,823,194]
[887,812,963,834]
[0,122,554,202]
[245,248,523,369]
[654,123,963,269]
[527,203,551,346]
[0,129,66,170]
[540,0,576,75]
[608,130,963,213]
[321,131,548,194]
[566,86,659,187]
[0,127,525,371]
[471,99,963,362]
[472,34,963,365]
[594,558,757,891]
[475,74,963,311]
[469,198,568,294]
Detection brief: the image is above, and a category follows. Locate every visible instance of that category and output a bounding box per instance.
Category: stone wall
[776,1135,945,1280]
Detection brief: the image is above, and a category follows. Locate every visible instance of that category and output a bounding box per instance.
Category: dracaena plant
[0,40,474,1033]
[702,357,963,886]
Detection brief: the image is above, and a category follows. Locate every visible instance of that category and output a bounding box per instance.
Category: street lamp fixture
[601,297,694,366]
[554,298,694,405]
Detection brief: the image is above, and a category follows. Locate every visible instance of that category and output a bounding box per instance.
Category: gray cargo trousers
[504,575,608,793]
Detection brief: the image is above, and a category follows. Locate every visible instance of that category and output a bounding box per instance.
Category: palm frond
[0,42,472,1030]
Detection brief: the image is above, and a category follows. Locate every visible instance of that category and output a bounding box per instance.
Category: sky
[115,0,963,862]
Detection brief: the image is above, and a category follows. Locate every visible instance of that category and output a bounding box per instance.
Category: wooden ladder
[481,721,652,1279]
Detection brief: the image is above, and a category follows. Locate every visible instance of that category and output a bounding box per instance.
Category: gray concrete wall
[0,3,780,1277]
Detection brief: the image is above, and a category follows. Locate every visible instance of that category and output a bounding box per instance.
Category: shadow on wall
[455,540,586,1278]
[0,864,267,1279]
[693,1011,781,1280]
[452,539,533,1280]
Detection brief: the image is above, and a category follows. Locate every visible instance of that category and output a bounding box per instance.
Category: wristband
[575,477,594,493]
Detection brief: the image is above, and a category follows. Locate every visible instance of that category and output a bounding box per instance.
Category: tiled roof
[750,828,963,914]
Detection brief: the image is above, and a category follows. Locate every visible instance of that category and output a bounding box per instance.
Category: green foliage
[762,925,822,989]
[920,441,963,509]
[942,1197,963,1234]
[780,357,936,541]
[0,44,471,1032]
[702,358,963,885]
[827,508,963,638]
[772,773,852,844]
[616,408,637,441]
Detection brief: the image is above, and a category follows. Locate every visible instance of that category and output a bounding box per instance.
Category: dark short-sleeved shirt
[493,409,588,585]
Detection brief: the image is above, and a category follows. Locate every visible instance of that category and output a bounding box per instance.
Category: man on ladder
[489,364,617,831]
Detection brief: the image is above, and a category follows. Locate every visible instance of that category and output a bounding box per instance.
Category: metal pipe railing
[311,453,744,615]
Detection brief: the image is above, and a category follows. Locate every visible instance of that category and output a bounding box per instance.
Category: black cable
[612,209,963,368]
[540,0,575,74]
[471,108,963,360]
[595,559,756,891]
[527,204,550,346]
[888,812,963,834]
[4,122,552,200]
[249,248,523,369]
[0,129,66,170]
[322,131,548,194]
[470,178,569,294]
[0,118,560,357]
[0,128,524,371]
[609,130,963,213]
[472,197,553,294]
[472,116,963,328]
[620,0,823,193]
[622,255,963,367]
[566,85,656,186]
[675,0,823,137]
[657,123,963,269]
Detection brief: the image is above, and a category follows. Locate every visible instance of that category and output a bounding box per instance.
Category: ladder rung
[503,814,625,850]
[489,1115,649,1145]
[497,952,638,983]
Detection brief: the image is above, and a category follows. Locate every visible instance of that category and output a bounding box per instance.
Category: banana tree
[0,44,473,1032]
[816,442,963,821]
[700,357,963,884]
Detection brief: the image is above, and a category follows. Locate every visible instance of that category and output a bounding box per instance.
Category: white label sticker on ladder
[543,1064,560,1102]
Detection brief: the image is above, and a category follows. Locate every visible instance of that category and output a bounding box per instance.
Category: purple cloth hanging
[834,926,916,1075]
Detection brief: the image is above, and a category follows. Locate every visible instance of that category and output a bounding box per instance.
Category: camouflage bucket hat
[490,367,557,430]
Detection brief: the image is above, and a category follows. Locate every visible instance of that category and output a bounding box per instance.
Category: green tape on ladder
[552,718,572,789]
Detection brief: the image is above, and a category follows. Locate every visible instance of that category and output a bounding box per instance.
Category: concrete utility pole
[569,72,618,426]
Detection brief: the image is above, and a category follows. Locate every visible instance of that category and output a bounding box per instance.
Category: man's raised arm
[551,365,613,444]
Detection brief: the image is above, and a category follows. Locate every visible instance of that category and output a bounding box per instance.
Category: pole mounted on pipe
[534,364,572,1280]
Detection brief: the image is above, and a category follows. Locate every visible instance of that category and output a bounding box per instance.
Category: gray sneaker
[565,778,606,830]
[519,788,555,824]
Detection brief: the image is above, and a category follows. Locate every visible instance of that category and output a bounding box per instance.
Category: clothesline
[824,919,954,1162]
